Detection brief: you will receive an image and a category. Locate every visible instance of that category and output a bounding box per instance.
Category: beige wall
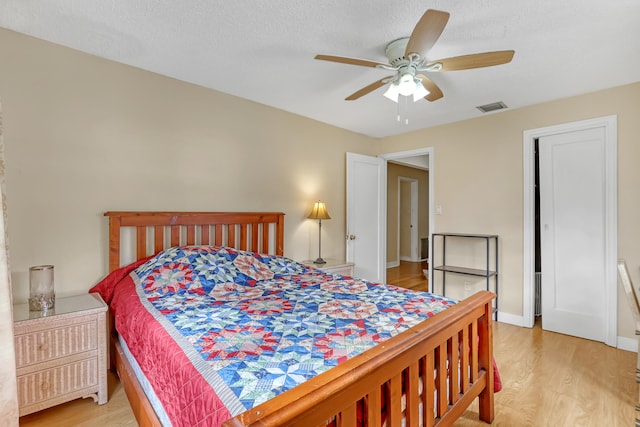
[386,163,428,264]
[0,29,374,303]
[377,82,640,340]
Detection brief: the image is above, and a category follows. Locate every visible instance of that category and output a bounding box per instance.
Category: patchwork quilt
[92,246,458,426]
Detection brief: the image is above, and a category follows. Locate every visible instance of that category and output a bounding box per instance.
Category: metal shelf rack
[431,233,498,318]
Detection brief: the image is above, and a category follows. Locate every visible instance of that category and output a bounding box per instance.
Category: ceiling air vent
[476,101,508,113]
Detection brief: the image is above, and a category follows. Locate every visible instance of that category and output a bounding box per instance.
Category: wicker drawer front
[17,357,98,408]
[15,321,98,369]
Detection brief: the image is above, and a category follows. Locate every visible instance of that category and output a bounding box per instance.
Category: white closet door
[539,127,606,341]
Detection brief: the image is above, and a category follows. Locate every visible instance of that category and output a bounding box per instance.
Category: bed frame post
[477,299,495,422]
[108,215,121,273]
[276,214,284,256]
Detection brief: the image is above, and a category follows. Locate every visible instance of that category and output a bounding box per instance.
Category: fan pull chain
[396,95,409,125]
[404,95,409,124]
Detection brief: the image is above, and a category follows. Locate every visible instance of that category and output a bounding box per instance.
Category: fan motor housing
[385,37,412,66]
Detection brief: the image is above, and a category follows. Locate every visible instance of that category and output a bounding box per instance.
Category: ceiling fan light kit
[383,76,429,103]
[315,9,515,109]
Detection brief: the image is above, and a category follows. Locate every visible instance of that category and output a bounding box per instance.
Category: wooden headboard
[104,211,285,272]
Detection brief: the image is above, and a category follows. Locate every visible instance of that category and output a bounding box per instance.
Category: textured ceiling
[1,0,639,138]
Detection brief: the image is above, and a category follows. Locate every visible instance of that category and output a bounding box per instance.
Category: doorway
[346,148,433,285]
[379,148,434,277]
[523,115,617,346]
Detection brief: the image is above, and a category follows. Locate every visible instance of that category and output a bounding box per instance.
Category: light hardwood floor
[386,260,430,292]
[19,372,137,426]
[19,261,636,426]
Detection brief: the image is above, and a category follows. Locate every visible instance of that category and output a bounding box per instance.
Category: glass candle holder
[29,265,55,311]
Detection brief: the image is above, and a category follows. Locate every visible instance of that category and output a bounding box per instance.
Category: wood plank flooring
[19,371,136,426]
[386,260,430,292]
[19,261,636,426]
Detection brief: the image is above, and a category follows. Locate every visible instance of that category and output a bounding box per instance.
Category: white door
[346,152,385,283]
[539,127,607,341]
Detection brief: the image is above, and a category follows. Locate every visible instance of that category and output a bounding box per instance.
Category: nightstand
[13,293,108,416]
[302,259,355,276]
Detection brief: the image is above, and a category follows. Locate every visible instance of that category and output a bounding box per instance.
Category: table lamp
[308,201,331,264]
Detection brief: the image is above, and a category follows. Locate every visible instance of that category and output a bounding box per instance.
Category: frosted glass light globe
[397,74,417,96]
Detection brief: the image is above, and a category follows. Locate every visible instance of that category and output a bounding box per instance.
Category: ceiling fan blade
[428,50,515,71]
[416,74,444,102]
[315,54,388,68]
[345,77,393,101]
[405,9,450,58]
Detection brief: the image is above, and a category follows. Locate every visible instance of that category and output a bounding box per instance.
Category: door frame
[522,115,617,346]
[381,147,434,275]
[397,177,419,262]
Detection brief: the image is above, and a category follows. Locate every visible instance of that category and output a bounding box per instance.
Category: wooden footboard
[103,211,495,427]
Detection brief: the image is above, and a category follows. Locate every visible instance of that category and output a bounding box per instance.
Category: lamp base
[313,257,326,265]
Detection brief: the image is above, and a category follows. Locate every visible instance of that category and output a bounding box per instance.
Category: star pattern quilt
[92,245,463,426]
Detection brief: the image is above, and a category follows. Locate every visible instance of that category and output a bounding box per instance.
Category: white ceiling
[1,0,639,138]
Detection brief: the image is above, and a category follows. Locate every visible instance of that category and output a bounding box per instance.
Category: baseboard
[386,260,400,268]
[497,312,637,352]
[617,336,638,353]
[496,312,525,327]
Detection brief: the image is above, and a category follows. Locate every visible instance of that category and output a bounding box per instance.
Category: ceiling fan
[315,9,514,103]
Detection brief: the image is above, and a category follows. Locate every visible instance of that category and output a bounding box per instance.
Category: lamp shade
[412,80,430,102]
[308,201,331,220]
[383,83,400,102]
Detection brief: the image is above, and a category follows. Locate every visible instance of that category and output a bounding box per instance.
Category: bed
[93,211,497,426]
